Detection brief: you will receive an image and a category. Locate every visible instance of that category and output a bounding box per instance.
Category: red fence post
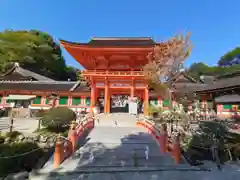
[54,137,63,168]
[173,134,181,164]
[68,121,77,153]
[160,124,168,153]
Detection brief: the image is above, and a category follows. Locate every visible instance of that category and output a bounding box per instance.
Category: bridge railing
[136,120,181,164]
[53,115,95,168]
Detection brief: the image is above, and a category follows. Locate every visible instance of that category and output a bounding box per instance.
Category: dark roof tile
[0,81,90,92]
[2,63,55,81]
[60,37,156,47]
[215,94,240,103]
[196,75,240,92]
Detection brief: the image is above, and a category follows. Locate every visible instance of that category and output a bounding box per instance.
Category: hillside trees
[218,47,240,66]
[187,62,240,80]
[0,30,78,80]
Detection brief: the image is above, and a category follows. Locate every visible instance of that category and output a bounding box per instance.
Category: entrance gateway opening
[59,37,157,116]
[98,94,143,113]
[110,94,129,113]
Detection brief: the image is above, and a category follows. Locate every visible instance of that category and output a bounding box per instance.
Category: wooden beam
[0,90,90,96]
[61,44,153,52]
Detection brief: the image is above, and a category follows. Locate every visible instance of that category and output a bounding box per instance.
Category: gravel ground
[0,117,39,135]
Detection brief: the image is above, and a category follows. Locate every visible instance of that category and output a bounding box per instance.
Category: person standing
[212,135,222,171]
[145,145,149,161]
[89,152,95,164]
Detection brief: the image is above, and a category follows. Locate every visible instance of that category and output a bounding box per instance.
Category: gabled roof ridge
[70,81,81,92]
[2,63,17,76]
[17,66,55,81]
[2,63,55,82]
[182,71,201,83]
[168,71,201,84]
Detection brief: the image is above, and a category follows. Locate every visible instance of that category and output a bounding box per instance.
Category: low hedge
[6,131,22,140]
[184,121,240,162]
[41,107,76,132]
[0,142,44,177]
[35,109,49,117]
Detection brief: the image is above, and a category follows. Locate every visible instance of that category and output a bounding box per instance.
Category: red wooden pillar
[81,96,85,105]
[68,96,72,107]
[144,87,149,116]
[41,96,45,105]
[1,94,6,106]
[104,78,110,114]
[90,80,96,113]
[158,96,162,107]
[130,78,135,98]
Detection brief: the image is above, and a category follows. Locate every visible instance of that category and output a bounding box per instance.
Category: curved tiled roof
[0,81,90,92]
[59,37,157,47]
[196,74,240,92]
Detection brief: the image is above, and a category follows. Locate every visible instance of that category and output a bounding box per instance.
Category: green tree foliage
[0,30,78,80]
[218,47,240,65]
[187,62,240,80]
[41,107,76,132]
[65,66,79,81]
[77,70,84,81]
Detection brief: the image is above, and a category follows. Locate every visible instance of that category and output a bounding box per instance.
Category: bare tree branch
[143,32,193,99]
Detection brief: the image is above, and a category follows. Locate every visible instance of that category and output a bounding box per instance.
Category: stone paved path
[94,113,138,127]
[31,113,240,180]
[0,117,39,134]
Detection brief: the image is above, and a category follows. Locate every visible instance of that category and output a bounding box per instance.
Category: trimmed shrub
[6,131,22,141]
[41,107,76,132]
[199,121,228,137]
[35,109,49,117]
[0,136,4,144]
[0,142,44,177]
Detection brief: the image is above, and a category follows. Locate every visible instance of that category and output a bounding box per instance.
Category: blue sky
[1,0,240,69]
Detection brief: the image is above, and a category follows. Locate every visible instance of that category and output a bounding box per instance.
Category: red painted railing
[53,117,94,168]
[136,120,181,164]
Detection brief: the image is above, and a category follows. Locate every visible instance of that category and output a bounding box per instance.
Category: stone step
[73,156,176,167]
[75,151,168,159]
[78,142,159,153]
[30,165,210,179]
[73,165,209,172]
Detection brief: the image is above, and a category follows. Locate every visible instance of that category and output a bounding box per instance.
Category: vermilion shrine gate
[60,38,158,115]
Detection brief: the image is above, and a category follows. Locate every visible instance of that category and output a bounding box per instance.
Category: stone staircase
[29,113,240,180]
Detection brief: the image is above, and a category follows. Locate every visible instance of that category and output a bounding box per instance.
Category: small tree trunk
[226,148,233,161]
[38,118,41,130]
[9,118,13,133]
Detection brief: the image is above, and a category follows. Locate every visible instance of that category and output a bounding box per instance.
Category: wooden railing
[82,70,145,77]
[53,116,95,168]
[136,120,182,164]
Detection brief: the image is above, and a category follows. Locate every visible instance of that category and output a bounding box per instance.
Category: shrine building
[59,37,159,115]
[0,38,166,117]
